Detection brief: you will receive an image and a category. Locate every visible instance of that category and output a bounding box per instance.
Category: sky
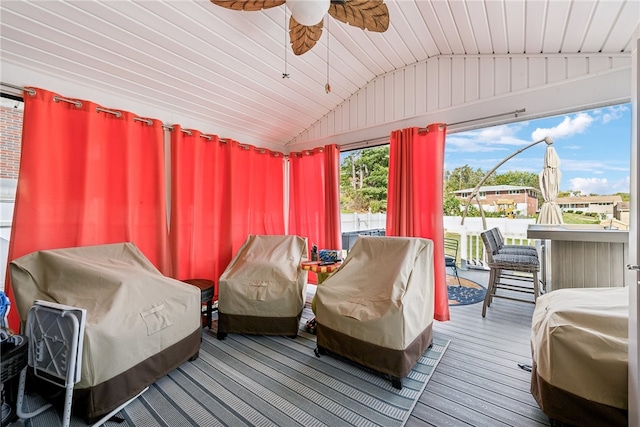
[444,104,631,196]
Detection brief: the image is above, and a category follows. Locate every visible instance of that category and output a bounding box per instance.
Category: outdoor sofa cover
[530,287,628,426]
[217,234,308,338]
[315,236,434,386]
[10,242,201,421]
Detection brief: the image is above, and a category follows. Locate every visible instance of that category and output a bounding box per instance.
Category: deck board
[406,269,551,427]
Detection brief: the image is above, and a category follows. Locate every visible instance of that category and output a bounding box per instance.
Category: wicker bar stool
[488,227,538,256]
[480,229,540,317]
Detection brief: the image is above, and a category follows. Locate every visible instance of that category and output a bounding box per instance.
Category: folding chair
[16,301,86,427]
[15,300,147,427]
[444,237,461,286]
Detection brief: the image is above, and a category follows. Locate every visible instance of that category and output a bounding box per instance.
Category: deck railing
[339,214,538,270]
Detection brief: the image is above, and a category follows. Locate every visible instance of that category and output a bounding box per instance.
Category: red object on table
[301,261,341,276]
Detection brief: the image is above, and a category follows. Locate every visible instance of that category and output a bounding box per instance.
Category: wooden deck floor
[407,269,550,427]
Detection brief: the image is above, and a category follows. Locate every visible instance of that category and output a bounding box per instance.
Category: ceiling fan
[210,0,390,55]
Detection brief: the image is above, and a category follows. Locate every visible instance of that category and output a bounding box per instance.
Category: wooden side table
[301,262,341,334]
[182,279,216,329]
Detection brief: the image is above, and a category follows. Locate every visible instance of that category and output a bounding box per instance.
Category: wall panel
[464,57,479,103]
[290,53,631,148]
[415,61,428,114]
[478,57,494,99]
[393,70,405,120]
[438,58,452,108]
[451,57,465,105]
[404,66,416,118]
[494,57,510,95]
[426,59,439,111]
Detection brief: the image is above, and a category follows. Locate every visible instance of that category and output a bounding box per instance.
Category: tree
[614,192,630,202]
[444,165,490,194]
[340,146,389,213]
[443,194,461,216]
[494,170,540,189]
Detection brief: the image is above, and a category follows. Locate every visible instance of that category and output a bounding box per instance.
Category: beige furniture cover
[217,234,308,337]
[10,242,201,420]
[530,287,628,426]
[315,236,434,384]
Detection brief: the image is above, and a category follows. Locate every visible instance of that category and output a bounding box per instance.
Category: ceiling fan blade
[289,17,323,56]
[329,0,389,32]
[210,0,285,11]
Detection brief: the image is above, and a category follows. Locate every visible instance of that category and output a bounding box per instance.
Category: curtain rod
[424,108,526,130]
[339,108,527,151]
[0,82,226,140]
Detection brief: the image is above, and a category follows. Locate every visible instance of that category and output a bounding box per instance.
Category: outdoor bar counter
[527,224,629,291]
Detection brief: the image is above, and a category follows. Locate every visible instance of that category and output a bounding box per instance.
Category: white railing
[340,212,386,232]
[340,213,537,269]
[443,217,537,269]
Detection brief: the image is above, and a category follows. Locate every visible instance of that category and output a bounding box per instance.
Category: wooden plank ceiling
[0,0,638,151]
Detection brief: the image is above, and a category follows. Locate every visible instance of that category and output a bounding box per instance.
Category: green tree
[340,146,389,213]
[614,192,630,201]
[494,170,540,190]
[443,194,461,216]
[444,165,489,194]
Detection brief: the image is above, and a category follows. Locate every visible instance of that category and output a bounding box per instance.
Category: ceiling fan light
[287,0,330,26]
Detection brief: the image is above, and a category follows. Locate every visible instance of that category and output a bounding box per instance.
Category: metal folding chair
[16,300,86,427]
[15,301,147,427]
[444,237,461,286]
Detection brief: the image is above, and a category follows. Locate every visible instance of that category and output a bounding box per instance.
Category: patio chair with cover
[314,236,434,389]
[9,242,201,422]
[217,234,308,339]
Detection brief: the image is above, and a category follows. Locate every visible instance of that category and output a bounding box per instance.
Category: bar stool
[182,279,216,329]
[480,230,540,317]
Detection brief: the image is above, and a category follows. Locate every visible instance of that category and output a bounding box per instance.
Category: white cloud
[531,112,594,141]
[599,105,628,124]
[569,176,630,195]
[561,158,629,173]
[447,123,532,152]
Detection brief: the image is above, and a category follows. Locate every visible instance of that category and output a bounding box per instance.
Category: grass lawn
[561,212,602,224]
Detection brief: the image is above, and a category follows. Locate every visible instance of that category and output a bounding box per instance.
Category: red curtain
[288,144,341,262]
[386,124,450,322]
[170,127,228,286]
[170,134,286,290]
[228,141,286,255]
[5,88,169,331]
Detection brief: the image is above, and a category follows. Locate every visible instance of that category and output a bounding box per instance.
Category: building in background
[454,185,540,217]
[556,195,622,218]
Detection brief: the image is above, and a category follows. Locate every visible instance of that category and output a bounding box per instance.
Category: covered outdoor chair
[217,234,308,339]
[9,242,201,422]
[480,229,540,317]
[315,236,434,389]
[530,287,628,427]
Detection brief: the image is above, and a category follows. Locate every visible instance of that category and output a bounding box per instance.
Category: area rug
[447,274,487,306]
[15,308,449,427]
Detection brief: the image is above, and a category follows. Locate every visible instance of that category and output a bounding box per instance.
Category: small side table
[301,261,342,285]
[183,279,216,329]
[301,262,341,334]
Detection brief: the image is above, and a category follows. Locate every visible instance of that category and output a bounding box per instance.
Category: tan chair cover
[315,236,434,380]
[10,242,201,419]
[217,235,308,335]
[317,236,434,350]
[530,287,628,424]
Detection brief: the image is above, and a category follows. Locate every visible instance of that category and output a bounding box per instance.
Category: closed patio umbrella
[537,138,563,224]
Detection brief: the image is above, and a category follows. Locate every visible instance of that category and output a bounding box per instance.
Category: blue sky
[445,104,631,195]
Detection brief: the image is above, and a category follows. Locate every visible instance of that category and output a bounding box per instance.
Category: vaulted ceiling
[0,0,638,152]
